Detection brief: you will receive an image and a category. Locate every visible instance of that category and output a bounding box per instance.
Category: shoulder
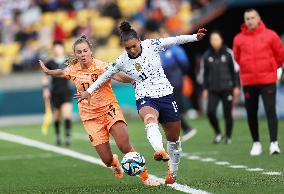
[93,58,108,69]
[265,28,280,38]
[203,49,211,58]
[233,32,243,42]
[144,38,162,47]
[115,52,128,65]
[68,63,81,71]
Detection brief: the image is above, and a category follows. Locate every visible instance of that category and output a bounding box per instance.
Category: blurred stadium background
[0,0,284,193]
[1,0,284,122]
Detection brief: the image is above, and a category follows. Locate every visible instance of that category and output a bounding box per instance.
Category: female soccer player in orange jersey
[39,35,159,186]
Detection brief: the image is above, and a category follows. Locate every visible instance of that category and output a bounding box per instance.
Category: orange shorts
[83,103,126,146]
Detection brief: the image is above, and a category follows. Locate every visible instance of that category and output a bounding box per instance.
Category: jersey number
[81,83,90,91]
[139,72,148,81]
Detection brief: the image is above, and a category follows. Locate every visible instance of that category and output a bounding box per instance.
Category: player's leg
[260,84,280,154]
[51,93,62,145]
[61,101,72,146]
[158,94,183,184]
[173,87,196,142]
[207,91,222,143]
[110,120,160,186]
[95,142,127,179]
[110,120,133,154]
[54,108,61,145]
[83,118,123,179]
[138,105,169,161]
[161,121,181,184]
[107,104,160,186]
[221,90,233,144]
[243,86,262,155]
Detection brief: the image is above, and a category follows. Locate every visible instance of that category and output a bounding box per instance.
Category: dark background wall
[184,2,284,60]
[182,1,284,110]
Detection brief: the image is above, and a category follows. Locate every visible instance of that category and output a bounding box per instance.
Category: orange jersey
[64,59,118,121]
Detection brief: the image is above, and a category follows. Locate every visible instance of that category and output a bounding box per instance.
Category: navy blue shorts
[136,94,181,124]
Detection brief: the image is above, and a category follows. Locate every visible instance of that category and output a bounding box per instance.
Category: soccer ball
[121,152,146,176]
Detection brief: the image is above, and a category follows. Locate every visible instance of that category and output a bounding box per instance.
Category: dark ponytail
[119,21,138,41]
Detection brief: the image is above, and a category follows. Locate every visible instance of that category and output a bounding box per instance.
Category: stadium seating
[0,0,193,74]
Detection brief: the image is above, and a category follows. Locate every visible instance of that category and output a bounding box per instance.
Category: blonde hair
[64,35,94,66]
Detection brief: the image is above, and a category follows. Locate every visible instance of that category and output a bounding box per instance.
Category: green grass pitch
[0,117,283,193]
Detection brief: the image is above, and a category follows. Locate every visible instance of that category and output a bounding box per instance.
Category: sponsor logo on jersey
[135,63,142,72]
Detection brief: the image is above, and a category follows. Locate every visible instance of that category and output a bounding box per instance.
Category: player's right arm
[86,62,120,94]
[74,62,120,104]
[39,60,65,77]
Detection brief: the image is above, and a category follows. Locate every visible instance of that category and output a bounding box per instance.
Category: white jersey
[87,34,198,100]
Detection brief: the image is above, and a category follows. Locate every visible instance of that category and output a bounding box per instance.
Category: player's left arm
[74,62,120,104]
[157,28,207,50]
[112,72,134,83]
[270,31,284,68]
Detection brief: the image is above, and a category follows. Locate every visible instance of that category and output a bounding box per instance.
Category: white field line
[246,168,264,172]
[182,153,282,176]
[0,153,54,161]
[262,172,282,176]
[0,131,211,194]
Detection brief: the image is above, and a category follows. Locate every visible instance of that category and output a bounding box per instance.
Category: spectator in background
[57,0,74,11]
[159,28,197,142]
[233,9,284,155]
[42,41,73,146]
[53,22,66,41]
[1,18,17,44]
[101,0,122,21]
[202,31,240,144]
[19,0,41,27]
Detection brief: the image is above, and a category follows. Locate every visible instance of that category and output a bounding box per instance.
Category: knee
[143,114,158,125]
[117,143,132,154]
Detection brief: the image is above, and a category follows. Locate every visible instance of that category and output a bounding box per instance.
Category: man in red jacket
[233,8,284,156]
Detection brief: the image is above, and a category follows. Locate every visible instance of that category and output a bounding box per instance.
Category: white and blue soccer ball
[121,152,146,176]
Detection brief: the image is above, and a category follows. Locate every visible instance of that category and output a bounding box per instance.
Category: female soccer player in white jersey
[75,21,206,184]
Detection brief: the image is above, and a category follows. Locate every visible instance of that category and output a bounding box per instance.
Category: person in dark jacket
[42,40,73,146]
[160,44,197,142]
[202,31,240,144]
[233,9,284,155]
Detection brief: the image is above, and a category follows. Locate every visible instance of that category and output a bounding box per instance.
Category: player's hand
[131,80,136,88]
[39,60,50,74]
[196,28,207,40]
[74,91,91,105]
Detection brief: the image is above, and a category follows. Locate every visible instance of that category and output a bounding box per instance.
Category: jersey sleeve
[152,34,198,52]
[63,67,72,80]
[86,62,120,94]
